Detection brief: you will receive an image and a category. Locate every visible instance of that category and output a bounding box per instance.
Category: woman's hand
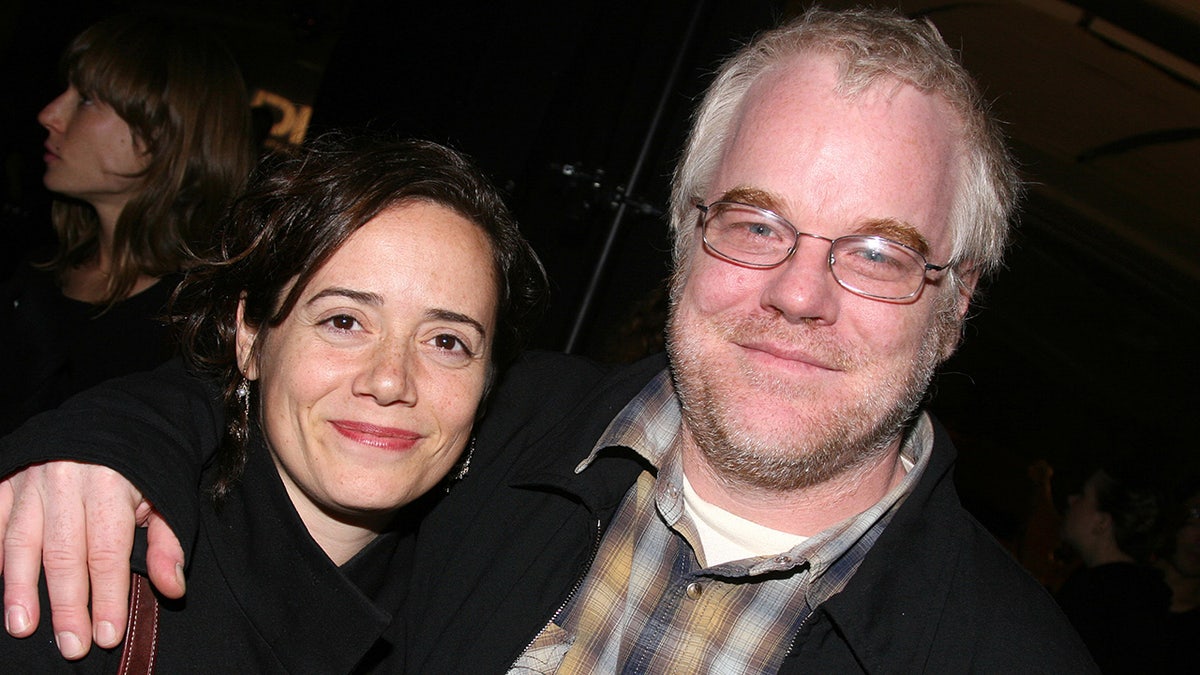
[0,461,185,659]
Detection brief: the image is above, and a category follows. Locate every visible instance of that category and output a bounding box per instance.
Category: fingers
[144,511,186,600]
[1,462,148,660]
[40,462,107,659]
[1,472,44,640]
[81,468,142,650]
[0,476,11,572]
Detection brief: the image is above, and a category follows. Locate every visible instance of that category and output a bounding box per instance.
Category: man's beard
[666,289,960,493]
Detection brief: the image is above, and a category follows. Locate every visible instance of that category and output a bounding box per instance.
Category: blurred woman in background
[0,13,255,433]
[1058,464,1171,673]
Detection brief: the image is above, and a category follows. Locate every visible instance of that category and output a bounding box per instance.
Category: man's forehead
[711,57,960,249]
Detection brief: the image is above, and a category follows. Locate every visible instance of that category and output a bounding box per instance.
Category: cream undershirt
[682,454,916,567]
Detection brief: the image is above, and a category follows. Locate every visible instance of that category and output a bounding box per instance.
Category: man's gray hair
[669,7,1020,293]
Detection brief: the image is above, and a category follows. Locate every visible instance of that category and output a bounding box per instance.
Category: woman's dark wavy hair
[45,13,254,306]
[173,133,547,499]
[1091,465,1166,563]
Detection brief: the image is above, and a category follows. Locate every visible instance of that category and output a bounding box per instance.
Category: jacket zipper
[510,516,604,667]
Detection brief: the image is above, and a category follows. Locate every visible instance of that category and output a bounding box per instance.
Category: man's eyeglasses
[696,201,949,301]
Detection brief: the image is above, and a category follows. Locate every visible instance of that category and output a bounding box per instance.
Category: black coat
[405,351,1097,673]
[0,428,413,673]
[1,352,1096,673]
[0,261,180,435]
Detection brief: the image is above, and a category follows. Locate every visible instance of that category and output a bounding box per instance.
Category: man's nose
[759,238,841,323]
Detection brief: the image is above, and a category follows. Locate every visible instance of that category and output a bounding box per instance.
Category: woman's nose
[38,90,72,132]
[356,343,418,406]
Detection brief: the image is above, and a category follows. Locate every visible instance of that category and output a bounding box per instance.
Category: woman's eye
[431,333,471,355]
[323,314,360,331]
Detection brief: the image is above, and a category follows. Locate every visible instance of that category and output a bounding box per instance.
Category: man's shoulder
[908,486,1096,669]
[818,431,1096,672]
[473,350,666,471]
[489,350,665,421]
[500,350,665,390]
[935,512,1096,668]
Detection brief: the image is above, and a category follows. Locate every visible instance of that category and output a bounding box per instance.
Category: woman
[1154,482,1200,671]
[1057,466,1172,673]
[0,135,546,671]
[0,14,255,434]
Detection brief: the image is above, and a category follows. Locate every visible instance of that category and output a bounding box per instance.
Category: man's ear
[954,265,981,321]
[936,266,982,363]
[235,297,260,381]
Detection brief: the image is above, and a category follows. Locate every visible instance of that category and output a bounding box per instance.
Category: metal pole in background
[563,0,707,353]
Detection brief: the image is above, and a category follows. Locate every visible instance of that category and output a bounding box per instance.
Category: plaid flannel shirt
[512,369,932,674]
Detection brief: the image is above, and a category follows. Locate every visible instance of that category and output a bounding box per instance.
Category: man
[1,8,1094,671]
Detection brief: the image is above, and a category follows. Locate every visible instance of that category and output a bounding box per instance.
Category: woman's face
[237,201,498,529]
[1061,473,1105,551]
[38,85,148,212]
[1172,494,1200,576]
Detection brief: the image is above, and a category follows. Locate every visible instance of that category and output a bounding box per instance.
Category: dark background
[2,0,1197,538]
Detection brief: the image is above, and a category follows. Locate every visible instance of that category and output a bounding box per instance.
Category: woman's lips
[330,420,421,451]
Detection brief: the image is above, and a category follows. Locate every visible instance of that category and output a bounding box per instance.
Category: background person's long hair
[43,13,255,307]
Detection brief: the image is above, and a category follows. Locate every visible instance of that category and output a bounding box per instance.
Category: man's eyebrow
[718,186,785,213]
[425,308,488,340]
[716,187,934,255]
[853,218,931,255]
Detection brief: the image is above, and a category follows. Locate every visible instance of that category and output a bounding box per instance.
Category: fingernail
[5,605,30,634]
[56,631,84,658]
[175,562,186,592]
[95,620,118,647]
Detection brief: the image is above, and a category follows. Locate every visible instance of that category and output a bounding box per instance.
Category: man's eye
[745,222,776,238]
[856,248,891,264]
[722,219,783,242]
[836,239,914,278]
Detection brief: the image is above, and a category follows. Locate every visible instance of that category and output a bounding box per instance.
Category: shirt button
[686,582,703,599]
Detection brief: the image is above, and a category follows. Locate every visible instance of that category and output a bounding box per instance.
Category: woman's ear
[235,296,260,381]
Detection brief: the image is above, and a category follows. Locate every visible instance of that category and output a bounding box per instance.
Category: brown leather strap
[117,573,160,674]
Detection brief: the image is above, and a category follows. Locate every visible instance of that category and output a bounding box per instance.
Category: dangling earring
[444,437,475,493]
[233,378,251,444]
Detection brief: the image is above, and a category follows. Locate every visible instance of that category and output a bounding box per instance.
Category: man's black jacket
[0,351,1095,673]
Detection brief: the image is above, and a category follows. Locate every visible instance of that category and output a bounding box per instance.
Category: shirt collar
[575,367,933,585]
[575,368,680,474]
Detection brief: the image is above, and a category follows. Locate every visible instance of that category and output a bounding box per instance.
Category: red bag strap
[117,573,160,674]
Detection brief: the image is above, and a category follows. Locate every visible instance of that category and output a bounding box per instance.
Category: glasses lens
[830,236,925,299]
[703,203,793,266]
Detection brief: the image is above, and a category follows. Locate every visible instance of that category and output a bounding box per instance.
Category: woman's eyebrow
[425,308,487,339]
[306,287,384,305]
